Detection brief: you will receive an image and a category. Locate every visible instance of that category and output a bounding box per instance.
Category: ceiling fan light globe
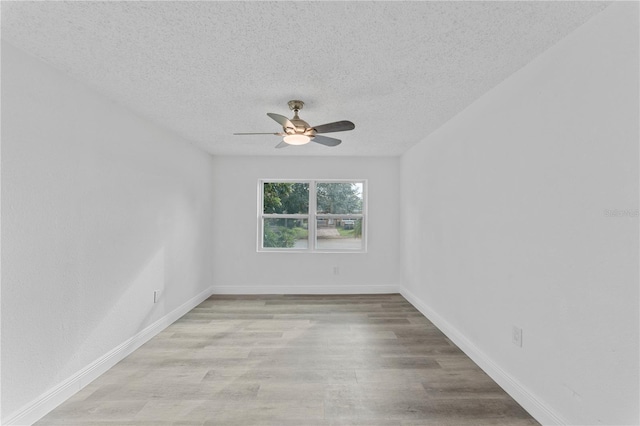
[283,134,311,145]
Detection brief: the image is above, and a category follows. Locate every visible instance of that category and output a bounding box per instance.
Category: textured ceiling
[2,1,609,156]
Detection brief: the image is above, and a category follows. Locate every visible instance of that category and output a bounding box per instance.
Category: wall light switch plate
[512,326,523,347]
[154,290,161,303]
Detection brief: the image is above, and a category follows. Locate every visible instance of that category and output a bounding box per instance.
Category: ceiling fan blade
[312,120,355,134]
[311,135,342,147]
[233,132,283,135]
[275,141,289,149]
[267,113,295,129]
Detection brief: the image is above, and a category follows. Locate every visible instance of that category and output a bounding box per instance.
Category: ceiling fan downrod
[288,99,306,120]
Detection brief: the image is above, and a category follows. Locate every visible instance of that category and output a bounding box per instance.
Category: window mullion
[309,181,317,251]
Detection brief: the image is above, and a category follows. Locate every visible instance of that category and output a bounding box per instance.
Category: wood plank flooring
[36,294,539,425]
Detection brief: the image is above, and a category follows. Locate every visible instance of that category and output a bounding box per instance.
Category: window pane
[316,218,363,250]
[263,218,308,249]
[263,182,309,214]
[316,182,363,214]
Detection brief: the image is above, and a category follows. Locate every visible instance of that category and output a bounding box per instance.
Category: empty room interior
[1,1,638,425]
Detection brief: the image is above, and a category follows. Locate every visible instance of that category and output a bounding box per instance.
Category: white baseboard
[211,284,399,295]
[3,286,214,426]
[399,286,567,426]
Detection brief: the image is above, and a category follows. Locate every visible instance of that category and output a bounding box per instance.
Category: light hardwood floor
[36,294,539,425]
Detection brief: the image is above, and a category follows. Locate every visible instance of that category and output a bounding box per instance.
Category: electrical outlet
[333,266,340,275]
[512,326,523,347]
[153,290,161,303]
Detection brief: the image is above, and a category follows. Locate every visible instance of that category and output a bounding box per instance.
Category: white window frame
[258,179,367,253]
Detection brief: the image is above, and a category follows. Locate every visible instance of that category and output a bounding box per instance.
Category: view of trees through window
[263,183,309,214]
[261,181,365,251]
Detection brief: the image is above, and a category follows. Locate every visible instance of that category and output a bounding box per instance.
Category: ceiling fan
[234,100,355,148]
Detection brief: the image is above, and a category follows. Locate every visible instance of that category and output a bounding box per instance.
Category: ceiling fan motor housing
[285,100,315,135]
[287,118,314,134]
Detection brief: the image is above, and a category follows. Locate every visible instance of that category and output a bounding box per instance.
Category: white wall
[400,3,638,425]
[211,156,399,293]
[1,42,215,423]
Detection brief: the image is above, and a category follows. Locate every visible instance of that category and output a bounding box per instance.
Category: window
[259,180,366,252]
